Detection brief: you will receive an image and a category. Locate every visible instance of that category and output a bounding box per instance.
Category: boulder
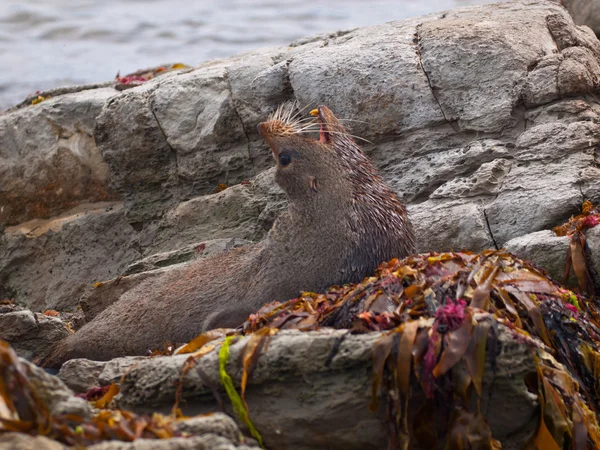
[0,202,140,311]
[115,326,538,450]
[58,356,146,393]
[0,434,68,450]
[86,435,257,450]
[17,355,93,419]
[0,305,69,361]
[0,88,118,227]
[560,0,600,36]
[505,226,600,292]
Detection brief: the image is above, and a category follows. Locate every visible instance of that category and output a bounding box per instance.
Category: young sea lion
[45,105,414,365]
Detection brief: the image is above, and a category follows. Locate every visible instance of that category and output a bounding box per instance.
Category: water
[0,0,504,109]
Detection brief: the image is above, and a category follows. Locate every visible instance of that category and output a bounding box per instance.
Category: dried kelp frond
[553,200,600,237]
[114,63,190,90]
[554,200,599,295]
[0,340,179,446]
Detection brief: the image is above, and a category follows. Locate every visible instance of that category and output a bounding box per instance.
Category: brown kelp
[0,340,179,445]
[554,200,599,295]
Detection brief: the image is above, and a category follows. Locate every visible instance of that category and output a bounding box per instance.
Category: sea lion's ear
[308,176,318,193]
[311,105,345,144]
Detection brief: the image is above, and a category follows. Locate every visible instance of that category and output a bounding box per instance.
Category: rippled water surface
[0,0,504,109]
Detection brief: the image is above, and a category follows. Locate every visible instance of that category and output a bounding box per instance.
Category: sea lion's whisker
[337,118,373,125]
[294,125,321,133]
[293,130,373,144]
[295,101,317,116]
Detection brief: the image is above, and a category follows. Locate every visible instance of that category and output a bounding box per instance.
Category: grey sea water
[0,0,504,109]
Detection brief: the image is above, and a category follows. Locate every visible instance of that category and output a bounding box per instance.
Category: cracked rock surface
[56,324,538,450]
[1,0,599,344]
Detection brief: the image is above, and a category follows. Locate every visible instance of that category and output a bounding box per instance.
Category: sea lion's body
[46,105,414,365]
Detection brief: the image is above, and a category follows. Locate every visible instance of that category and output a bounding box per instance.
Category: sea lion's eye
[279,153,292,167]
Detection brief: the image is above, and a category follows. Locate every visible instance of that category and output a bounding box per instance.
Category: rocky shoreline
[2,0,600,448]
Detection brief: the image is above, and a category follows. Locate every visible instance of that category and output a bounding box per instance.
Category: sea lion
[45,105,415,366]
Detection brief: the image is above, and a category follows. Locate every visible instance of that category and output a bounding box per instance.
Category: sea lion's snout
[258,121,280,157]
[257,122,267,136]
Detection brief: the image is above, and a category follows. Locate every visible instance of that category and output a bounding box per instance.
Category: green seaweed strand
[219,335,264,448]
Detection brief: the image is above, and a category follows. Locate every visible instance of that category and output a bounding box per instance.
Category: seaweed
[554,200,599,296]
[0,341,178,446]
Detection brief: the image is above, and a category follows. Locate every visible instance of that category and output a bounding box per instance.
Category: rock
[146,184,264,255]
[504,230,573,284]
[0,433,67,450]
[57,358,107,393]
[173,413,244,443]
[0,305,69,361]
[19,357,92,418]
[559,0,600,36]
[0,415,256,450]
[124,238,252,275]
[505,226,600,292]
[143,169,284,256]
[0,88,118,228]
[585,226,600,283]
[0,202,140,311]
[86,435,257,450]
[116,326,538,450]
[408,201,493,253]
[58,356,146,393]
[0,309,37,340]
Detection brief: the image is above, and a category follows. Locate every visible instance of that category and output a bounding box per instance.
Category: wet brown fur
[45,105,414,366]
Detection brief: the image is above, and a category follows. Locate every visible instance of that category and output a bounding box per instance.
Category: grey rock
[504,230,573,285]
[124,238,252,275]
[418,4,554,133]
[116,325,538,450]
[146,170,284,255]
[96,356,148,386]
[0,433,67,450]
[57,358,107,393]
[147,184,263,254]
[173,413,244,443]
[19,357,92,418]
[0,202,140,311]
[13,314,70,361]
[560,0,600,35]
[586,226,600,284]
[0,305,69,361]
[504,226,600,292]
[94,84,179,225]
[409,201,493,253]
[86,435,257,450]
[0,88,118,228]
[0,309,37,340]
[58,356,147,393]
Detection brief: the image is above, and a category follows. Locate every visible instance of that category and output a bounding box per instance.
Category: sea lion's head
[257,104,356,204]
